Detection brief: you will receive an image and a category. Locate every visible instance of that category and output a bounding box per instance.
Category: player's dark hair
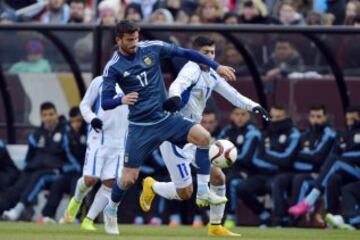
[40,101,56,112]
[309,104,327,115]
[275,37,292,47]
[70,0,85,4]
[193,36,215,50]
[346,106,360,115]
[271,104,288,115]
[203,108,217,116]
[69,106,81,118]
[115,20,140,37]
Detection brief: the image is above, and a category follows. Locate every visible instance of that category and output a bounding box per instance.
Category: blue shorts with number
[124,113,195,168]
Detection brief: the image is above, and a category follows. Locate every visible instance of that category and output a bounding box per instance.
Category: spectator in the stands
[223,11,239,24]
[306,11,327,26]
[239,0,280,24]
[124,3,143,23]
[150,8,174,24]
[68,0,86,23]
[263,39,304,81]
[0,140,19,193]
[0,9,17,24]
[196,0,223,24]
[278,0,306,26]
[326,0,347,25]
[41,0,70,24]
[131,0,157,20]
[9,39,51,74]
[98,1,117,26]
[343,0,360,25]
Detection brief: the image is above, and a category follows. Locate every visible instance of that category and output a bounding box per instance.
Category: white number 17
[136,71,148,87]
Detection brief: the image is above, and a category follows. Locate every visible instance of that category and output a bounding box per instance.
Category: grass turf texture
[0,222,356,240]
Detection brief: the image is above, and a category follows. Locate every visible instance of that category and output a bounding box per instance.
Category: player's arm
[237,130,261,166]
[263,129,301,168]
[214,78,270,121]
[101,64,138,110]
[62,133,81,173]
[163,63,201,112]
[158,42,236,81]
[297,129,336,167]
[79,77,103,132]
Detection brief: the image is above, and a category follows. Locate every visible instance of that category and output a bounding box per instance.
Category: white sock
[74,177,93,203]
[86,185,111,220]
[109,199,119,208]
[210,185,226,225]
[197,174,210,195]
[153,182,182,200]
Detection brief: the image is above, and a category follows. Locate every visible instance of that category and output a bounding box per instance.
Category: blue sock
[195,147,210,175]
[111,181,126,205]
[305,188,321,206]
[259,211,270,221]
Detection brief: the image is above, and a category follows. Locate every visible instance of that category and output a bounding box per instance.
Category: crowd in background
[0,100,359,229]
[2,1,360,77]
[1,0,360,27]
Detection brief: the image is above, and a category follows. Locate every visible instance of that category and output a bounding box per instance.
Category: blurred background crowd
[0,0,360,230]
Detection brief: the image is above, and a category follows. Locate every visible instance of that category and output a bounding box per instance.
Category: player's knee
[84,176,99,187]
[210,167,225,186]
[176,186,193,200]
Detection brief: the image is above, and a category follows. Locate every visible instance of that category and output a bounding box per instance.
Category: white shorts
[83,143,124,181]
[159,141,196,188]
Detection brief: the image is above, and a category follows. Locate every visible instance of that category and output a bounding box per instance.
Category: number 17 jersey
[102,40,176,125]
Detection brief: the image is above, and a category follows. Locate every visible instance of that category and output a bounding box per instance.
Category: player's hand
[122,92,139,105]
[91,118,103,132]
[252,106,270,121]
[163,96,182,112]
[216,65,236,81]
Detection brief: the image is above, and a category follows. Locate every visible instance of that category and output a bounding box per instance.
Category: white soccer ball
[209,139,237,168]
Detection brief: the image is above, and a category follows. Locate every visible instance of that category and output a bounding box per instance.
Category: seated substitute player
[220,108,261,228]
[100,20,258,235]
[2,102,79,221]
[139,36,269,237]
[271,104,336,226]
[62,75,129,231]
[325,180,360,230]
[289,106,360,216]
[0,139,19,193]
[37,107,87,224]
[237,105,300,227]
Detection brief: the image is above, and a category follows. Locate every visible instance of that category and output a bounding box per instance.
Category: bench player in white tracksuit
[63,76,129,231]
[140,36,270,237]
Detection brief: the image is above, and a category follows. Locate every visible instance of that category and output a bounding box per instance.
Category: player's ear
[116,36,122,43]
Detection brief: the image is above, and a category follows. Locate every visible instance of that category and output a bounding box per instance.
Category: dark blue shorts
[124,113,195,168]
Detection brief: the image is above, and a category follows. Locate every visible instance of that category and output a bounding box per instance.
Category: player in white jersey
[63,76,129,231]
[140,36,270,237]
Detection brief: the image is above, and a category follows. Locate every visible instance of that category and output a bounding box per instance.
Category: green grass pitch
[0,222,357,240]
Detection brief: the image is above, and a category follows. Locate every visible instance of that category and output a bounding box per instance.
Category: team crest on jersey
[354,133,360,143]
[53,132,62,142]
[143,56,152,65]
[279,134,287,144]
[236,135,244,145]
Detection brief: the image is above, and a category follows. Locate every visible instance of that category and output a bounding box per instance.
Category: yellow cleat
[63,197,81,224]
[208,225,241,237]
[81,217,97,231]
[139,177,156,212]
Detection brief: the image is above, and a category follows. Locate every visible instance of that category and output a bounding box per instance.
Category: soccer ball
[209,139,237,168]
